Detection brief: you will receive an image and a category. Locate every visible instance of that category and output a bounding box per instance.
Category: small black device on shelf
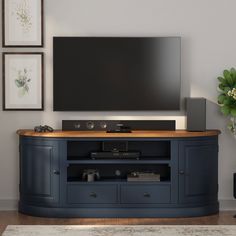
[34,125,54,132]
[107,126,132,133]
[91,141,140,159]
[90,151,140,160]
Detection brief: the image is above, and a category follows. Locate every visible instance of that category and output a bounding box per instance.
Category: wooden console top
[17,130,220,138]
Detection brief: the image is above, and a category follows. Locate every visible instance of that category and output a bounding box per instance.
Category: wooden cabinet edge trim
[16,129,221,138]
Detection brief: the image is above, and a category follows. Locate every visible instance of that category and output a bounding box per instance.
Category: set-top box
[90,152,140,160]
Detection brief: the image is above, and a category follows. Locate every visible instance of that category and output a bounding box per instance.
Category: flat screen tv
[53,37,181,111]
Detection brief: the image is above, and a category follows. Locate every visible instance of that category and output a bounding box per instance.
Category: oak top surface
[16,129,220,138]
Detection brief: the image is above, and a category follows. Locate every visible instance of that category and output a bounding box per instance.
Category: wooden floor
[0,211,236,235]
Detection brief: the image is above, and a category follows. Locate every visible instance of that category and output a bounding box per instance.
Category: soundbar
[90,152,140,159]
[62,120,176,131]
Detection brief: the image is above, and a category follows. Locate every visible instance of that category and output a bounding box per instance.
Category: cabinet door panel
[20,140,59,206]
[179,140,218,204]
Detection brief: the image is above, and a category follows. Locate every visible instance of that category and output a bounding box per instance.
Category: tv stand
[17,130,220,218]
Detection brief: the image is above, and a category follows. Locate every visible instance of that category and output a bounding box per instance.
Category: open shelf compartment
[67,163,171,183]
[67,140,171,161]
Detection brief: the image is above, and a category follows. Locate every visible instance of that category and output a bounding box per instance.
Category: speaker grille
[186,98,206,131]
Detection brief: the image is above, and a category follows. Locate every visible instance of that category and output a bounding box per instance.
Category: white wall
[1,0,236,209]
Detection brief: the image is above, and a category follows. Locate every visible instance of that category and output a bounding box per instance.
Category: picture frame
[2,0,43,47]
[2,53,44,110]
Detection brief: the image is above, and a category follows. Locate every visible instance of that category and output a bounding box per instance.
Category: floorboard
[0,211,236,235]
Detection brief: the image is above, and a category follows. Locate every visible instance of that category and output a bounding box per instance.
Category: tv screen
[53,37,181,111]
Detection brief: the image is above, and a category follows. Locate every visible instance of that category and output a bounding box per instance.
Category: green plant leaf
[231,108,236,116]
[223,69,231,78]
[223,97,232,105]
[223,87,231,94]
[230,68,236,80]
[221,106,230,116]
[227,76,234,86]
[223,69,234,86]
[226,75,234,86]
[217,77,226,84]
[218,85,231,94]
[218,84,225,91]
[218,94,226,104]
[230,67,236,73]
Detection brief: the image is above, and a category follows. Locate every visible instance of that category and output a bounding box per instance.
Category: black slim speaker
[62,120,176,131]
[234,173,236,199]
[186,98,206,131]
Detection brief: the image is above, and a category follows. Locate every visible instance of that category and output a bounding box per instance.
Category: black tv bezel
[53,36,182,112]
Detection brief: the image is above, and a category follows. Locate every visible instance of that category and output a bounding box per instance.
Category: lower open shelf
[67,163,170,183]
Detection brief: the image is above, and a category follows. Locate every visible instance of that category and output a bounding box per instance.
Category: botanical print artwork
[3,53,43,110]
[14,0,32,34]
[14,68,32,97]
[3,0,43,46]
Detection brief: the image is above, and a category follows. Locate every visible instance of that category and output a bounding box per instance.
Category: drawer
[67,184,118,204]
[121,184,171,204]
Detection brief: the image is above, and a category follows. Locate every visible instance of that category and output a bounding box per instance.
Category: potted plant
[217,68,236,135]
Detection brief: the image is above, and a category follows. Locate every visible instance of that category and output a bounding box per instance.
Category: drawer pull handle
[53,170,60,175]
[179,170,185,175]
[143,193,150,198]
[89,192,97,198]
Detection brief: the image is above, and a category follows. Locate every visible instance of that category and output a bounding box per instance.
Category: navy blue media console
[17,130,220,218]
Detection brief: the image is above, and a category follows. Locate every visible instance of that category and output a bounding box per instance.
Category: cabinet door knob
[89,192,97,198]
[143,193,150,197]
[179,170,185,175]
[53,170,60,175]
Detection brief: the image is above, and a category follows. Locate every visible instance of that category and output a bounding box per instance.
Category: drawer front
[121,184,171,204]
[67,184,118,204]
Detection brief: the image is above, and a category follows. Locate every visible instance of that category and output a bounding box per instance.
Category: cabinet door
[179,139,218,204]
[20,139,60,206]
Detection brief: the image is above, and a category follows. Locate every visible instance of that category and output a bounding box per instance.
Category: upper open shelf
[67,140,171,161]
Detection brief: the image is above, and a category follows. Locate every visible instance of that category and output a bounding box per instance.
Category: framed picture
[3,53,44,110]
[2,0,43,47]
